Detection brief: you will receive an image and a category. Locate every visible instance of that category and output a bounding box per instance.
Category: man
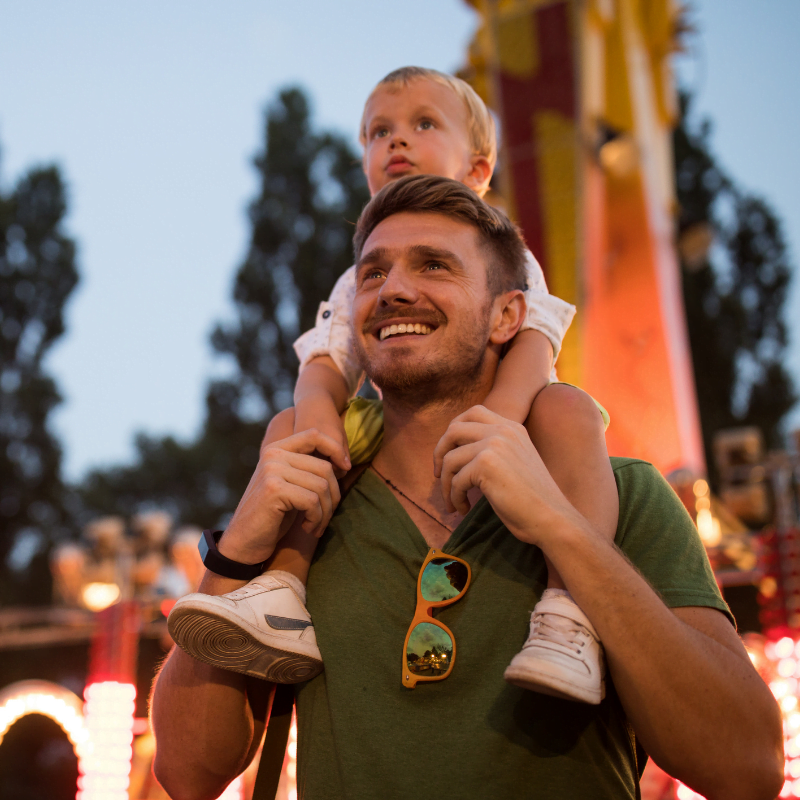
[151,175,783,800]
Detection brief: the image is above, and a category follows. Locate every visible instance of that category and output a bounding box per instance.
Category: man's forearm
[545,518,783,800]
[151,572,272,800]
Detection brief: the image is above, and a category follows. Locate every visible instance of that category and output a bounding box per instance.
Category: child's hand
[294,391,351,478]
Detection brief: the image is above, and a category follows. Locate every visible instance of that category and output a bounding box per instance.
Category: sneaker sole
[503,663,604,705]
[168,606,323,683]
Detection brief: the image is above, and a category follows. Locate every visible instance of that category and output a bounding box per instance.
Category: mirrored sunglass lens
[406,622,453,676]
[420,558,468,601]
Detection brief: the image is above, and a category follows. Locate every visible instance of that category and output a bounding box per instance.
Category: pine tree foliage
[78,87,369,528]
[675,93,796,483]
[210,87,368,424]
[0,163,78,603]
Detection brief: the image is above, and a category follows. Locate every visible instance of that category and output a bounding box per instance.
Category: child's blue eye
[373,127,389,139]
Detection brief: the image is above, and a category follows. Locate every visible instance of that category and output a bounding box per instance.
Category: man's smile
[378,322,434,341]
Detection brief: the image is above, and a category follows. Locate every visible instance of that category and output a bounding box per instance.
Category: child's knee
[262,407,296,452]
[528,384,603,440]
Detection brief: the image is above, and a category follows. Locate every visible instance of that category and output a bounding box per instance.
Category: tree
[0,161,79,604]
[78,87,369,527]
[674,93,796,486]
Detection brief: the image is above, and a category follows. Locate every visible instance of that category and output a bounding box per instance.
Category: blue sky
[1,0,798,480]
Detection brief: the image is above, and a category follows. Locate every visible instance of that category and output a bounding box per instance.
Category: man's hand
[433,404,581,547]
[219,429,343,567]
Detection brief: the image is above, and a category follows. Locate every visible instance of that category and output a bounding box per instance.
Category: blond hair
[359,66,497,169]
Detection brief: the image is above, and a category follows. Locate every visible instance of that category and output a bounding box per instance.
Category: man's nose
[378,267,418,306]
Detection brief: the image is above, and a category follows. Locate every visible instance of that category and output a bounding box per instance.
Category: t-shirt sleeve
[292,265,366,396]
[518,249,576,363]
[613,459,735,626]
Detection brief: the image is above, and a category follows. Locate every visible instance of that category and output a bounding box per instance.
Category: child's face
[362,79,491,197]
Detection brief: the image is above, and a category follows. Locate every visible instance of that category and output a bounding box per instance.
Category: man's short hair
[353,175,528,297]
[359,66,497,170]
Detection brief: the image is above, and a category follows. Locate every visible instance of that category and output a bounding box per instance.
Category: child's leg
[504,383,617,704]
[167,408,324,683]
[525,383,618,587]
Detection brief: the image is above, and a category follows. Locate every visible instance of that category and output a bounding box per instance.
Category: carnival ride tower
[465,0,705,476]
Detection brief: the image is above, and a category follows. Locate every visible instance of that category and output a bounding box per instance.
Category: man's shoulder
[609,456,653,472]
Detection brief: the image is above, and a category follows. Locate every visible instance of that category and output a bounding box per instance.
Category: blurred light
[782,696,798,713]
[676,783,704,800]
[771,680,790,699]
[790,759,800,778]
[0,681,87,755]
[781,779,792,797]
[777,639,796,659]
[215,776,243,800]
[160,599,177,617]
[793,777,800,797]
[781,660,799,678]
[696,508,722,547]
[788,714,800,733]
[82,582,120,612]
[598,135,638,178]
[78,681,136,800]
[693,479,709,497]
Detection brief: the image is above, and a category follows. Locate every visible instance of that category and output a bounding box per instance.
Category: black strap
[251,465,368,799]
[252,683,294,800]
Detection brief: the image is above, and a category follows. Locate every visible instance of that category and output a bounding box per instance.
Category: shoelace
[529,613,590,654]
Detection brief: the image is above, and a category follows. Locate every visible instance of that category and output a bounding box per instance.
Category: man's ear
[488,290,526,345]
[463,155,493,196]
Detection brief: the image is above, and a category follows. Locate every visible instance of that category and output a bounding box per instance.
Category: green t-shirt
[296,458,732,799]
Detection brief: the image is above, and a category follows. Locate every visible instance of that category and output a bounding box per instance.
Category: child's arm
[482,329,553,423]
[293,355,352,473]
[291,266,362,473]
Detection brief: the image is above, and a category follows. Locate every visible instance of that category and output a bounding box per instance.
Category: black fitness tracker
[197,529,269,581]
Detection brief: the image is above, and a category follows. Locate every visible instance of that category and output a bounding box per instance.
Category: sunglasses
[402,548,471,688]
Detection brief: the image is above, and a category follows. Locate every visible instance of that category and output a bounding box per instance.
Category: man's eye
[425,261,445,271]
[365,270,385,280]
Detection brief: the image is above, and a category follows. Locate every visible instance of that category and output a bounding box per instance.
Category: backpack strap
[251,682,295,800]
[250,464,369,798]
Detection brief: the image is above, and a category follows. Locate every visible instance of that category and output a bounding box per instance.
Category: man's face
[362,80,480,196]
[352,211,496,403]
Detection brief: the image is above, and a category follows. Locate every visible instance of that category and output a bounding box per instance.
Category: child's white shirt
[293,248,576,396]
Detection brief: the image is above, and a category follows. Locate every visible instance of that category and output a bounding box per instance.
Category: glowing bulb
[696,508,722,547]
[780,659,798,678]
[79,681,136,800]
[693,479,709,497]
[82,582,121,612]
[777,638,796,659]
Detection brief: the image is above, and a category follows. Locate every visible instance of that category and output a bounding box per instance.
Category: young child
[169,67,619,705]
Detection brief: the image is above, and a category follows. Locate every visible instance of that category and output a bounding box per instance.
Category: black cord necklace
[370,464,454,533]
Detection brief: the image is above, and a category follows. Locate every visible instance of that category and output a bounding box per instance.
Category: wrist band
[197,529,269,581]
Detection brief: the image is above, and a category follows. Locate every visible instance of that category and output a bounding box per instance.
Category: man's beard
[354,305,493,410]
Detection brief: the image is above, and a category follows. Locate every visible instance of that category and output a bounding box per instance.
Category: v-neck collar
[359,467,489,554]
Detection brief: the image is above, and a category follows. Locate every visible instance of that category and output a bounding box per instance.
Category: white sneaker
[167,574,323,683]
[503,590,605,704]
